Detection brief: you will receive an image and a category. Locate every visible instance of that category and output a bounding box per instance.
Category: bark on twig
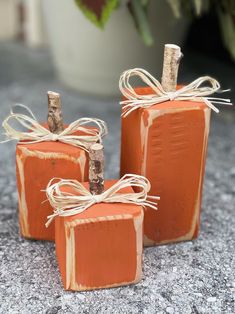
[89,143,104,195]
[161,44,183,92]
[47,91,64,134]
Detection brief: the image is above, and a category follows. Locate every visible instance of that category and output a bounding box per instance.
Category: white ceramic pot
[42,0,188,96]
[23,0,48,47]
[0,0,19,40]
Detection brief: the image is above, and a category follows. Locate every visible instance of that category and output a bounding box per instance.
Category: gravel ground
[0,41,234,314]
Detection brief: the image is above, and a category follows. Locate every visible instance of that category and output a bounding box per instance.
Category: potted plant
[42,0,234,96]
[41,0,187,96]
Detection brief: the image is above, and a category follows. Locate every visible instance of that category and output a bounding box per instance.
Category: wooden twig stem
[161,44,183,92]
[47,91,64,134]
[89,143,105,195]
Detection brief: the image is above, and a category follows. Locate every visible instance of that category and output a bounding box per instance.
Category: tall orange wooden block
[55,181,143,291]
[16,136,89,241]
[121,87,211,246]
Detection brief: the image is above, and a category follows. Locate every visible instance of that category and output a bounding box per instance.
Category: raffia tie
[45,174,160,227]
[119,68,232,117]
[1,104,108,151]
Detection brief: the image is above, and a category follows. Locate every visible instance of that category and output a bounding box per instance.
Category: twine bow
[119,68,232,117]
[1,104,108,151]
[45,174,160,227]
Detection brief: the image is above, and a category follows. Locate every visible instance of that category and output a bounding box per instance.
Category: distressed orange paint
[55,180,144,291]
[121,87,211,246]
[16,126,92,241]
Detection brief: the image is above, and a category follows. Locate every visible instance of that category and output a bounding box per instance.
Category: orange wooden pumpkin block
[3,92,107,242]
[16,136,89,241]
[55,180,144,291]
[121,86,211,246]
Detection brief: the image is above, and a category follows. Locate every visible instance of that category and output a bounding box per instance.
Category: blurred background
[1,0,234,92]
[0,0,234,176]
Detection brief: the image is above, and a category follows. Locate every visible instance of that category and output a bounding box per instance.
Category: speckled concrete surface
[0,42,234,314]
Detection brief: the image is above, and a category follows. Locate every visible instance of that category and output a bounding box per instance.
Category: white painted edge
[16,153,30,237]
[134,209,144,283]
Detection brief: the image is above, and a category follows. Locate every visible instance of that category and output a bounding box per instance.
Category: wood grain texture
[161,44,182,92]
[47,91,64,134]
[121,86,211,246]
[89,143,104,195]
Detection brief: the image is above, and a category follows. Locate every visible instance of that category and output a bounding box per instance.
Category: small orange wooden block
[16,128,90,241]
[55,180,144,291]
[121,87,211,246]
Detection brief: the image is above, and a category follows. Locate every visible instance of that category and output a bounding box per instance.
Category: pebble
[221,194,232,202]
[207,297,217,302]
[166,307,174,314]
[229,167,235,176]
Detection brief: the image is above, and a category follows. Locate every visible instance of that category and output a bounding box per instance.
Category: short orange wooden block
[121,87,211,246]
[55,180,144,291]
[16,128,90,241]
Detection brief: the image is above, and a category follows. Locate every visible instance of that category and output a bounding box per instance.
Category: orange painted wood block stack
[1,42,231,292]
[45,144,158,291]
[120,44,212,246]
[3,91,107,241]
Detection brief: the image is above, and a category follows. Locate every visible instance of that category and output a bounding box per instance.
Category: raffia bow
[45,174,160,227]
[119,68,232,117]
[1,104,108,151]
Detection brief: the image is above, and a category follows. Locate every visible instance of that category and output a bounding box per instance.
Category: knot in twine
[45,174,160,227]
[119,68,232,117]
[1,104,108,151]
[51,133,60,141]
[91,193,105,204]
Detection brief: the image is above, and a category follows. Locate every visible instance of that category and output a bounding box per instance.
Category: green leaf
[167,0,182,18]
[74,0,119,28]
[167,0,211,18]
[128,0,154,46]
[141,0,150,8]
[217,10,235,61]
[193,0,203,16]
